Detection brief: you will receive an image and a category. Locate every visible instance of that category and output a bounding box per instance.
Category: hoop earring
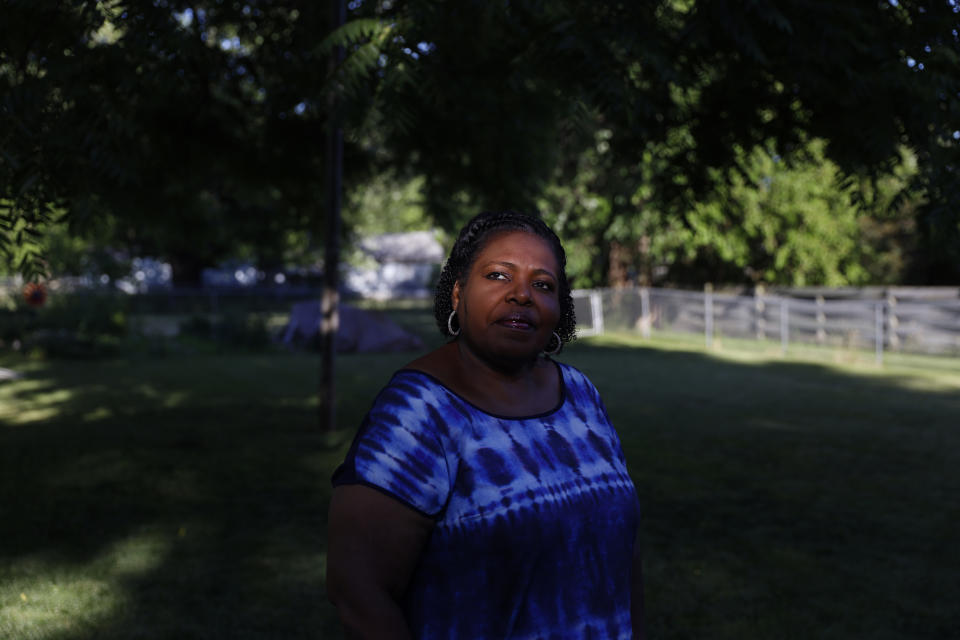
[544,331,562,355]
[447,310,461,337]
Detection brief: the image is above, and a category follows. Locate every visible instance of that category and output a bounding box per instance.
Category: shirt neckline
[395,359,568,421]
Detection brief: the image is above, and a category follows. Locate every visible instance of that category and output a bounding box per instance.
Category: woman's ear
[451,280,461,313]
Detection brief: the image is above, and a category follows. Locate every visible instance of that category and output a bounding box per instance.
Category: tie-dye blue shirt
[333,361,640,639]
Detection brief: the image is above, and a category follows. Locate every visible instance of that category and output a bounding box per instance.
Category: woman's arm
[631,527,646,640]
[326,484,435,639]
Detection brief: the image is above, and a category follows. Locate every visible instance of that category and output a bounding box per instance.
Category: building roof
[358,230,445,264]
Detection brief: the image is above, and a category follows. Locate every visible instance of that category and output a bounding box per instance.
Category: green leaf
[316,18,385,57]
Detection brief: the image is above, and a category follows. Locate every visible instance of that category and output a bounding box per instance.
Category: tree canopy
[346,0,959,283]
[2,0,958,284]
[1,1,334,283]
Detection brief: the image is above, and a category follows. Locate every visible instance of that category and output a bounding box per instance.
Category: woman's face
[452,230,562,366]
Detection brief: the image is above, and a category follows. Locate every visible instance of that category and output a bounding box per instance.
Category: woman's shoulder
[401,342,457,382]
[371,351,470,418]
[552,359,595,389]
[550,360,611,415]
[376,367,445,402]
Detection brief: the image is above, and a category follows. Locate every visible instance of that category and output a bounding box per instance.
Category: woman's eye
[485,271,509,281]
[534,281,555,291]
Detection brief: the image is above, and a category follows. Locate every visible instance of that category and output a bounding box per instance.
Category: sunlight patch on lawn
[1,378,65,396]
[0,379,76,426]
[0,577,116,638]
[82,407,114,422]
[1,406,61,426]
[162,390,190,408]
[0,532,170,639]
[891,373,960,394]
[134,383,163,400]
[277,396,320,408]
[252,545,327,585]
[107,534,171,577]
[581,332,960,392]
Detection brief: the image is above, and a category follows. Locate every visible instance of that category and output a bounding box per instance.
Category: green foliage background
[1,0,957,286]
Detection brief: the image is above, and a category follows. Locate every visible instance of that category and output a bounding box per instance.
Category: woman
[327,211,644,639]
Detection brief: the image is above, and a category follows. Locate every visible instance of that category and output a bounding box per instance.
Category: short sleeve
[332,374,453,518]
[562,363,629,466]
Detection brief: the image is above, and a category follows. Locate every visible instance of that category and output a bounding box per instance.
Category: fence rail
[572,286,960,361]
[4,278,960,360]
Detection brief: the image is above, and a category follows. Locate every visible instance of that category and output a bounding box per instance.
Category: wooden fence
[5,277,959,359]
[572,286,960,360]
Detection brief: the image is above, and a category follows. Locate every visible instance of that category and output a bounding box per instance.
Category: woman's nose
[507,280,533,304]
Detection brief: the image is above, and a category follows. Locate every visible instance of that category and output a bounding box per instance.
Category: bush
[0,292,129,358]
[35,292,129,337]
[0,309,33,350]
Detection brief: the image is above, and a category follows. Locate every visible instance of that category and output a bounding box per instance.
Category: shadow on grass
[0,353,358,640]
[1,342,958,639]
[563,341,960,640]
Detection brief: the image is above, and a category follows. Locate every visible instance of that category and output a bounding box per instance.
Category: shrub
[0,292,129,358]
[35,293,129,337]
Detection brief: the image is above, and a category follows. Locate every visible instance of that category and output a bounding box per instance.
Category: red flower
[23,283,47,307]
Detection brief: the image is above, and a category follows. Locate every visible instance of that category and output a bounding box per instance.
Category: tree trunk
[319,0,346,432]
[607,240,630,288]
[169,253,206,289]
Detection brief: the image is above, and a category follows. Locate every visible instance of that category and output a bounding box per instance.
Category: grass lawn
[1,324,958,639]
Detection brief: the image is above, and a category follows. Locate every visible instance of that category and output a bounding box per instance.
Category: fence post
[704,283,714,348]
[875,302,884,366]
[780,297,789,356]
[590,290,604,336]
[755,284,766,341]
[886,291,899,351]
[639,287,651,339]
[816,294,826,345]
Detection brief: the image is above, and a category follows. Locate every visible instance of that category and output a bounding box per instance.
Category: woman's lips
[497,315,535,331]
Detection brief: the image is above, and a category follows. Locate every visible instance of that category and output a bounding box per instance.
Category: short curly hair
[434,210,576,352]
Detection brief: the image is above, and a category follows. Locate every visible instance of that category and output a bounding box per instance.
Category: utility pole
[320,0,345,432]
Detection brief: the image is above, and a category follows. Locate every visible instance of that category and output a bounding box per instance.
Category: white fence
[572,287,960,362]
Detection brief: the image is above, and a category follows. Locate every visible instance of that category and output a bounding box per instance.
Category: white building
[344,230,446,299]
